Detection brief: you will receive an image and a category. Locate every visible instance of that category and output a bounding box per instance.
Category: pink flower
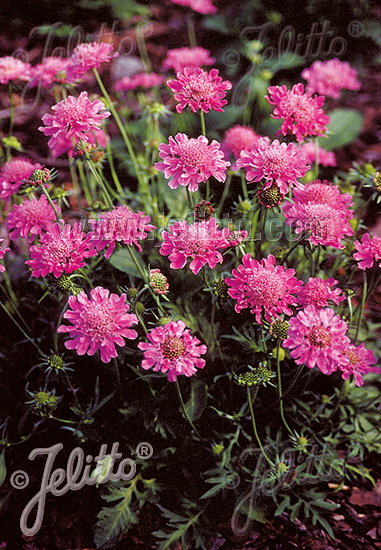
[301,58,360,99]
[6,195,61,242]
[47,128,108,158]
[0,56,31,84]
[265,83,330,142]
[339,343,379,386]
[162,47,215,73]
[225,229,249,247]
[113,72,165,92]
[237,138,309,195]
[39,92,110,154]
[0,239,10,273]
[283,202,354,249]
[149,269,169,295]
[170,0,217,14]
[297,142,336,167]
[66,41,118,81]
[26,222,97,278]
[225,254,302,324]
[282,179,353,218]
[0,157,43,200]
[138,320,207,382]
[155,133,230,193]
[221,125,262,161]
[283,306,350,374]
[58,286,138,363]
[298,277,345,308]
[167,67,232,114]
[89,205,155,259]
[353,233,381,270]
[160,218,230,275]
[29,57,72,89]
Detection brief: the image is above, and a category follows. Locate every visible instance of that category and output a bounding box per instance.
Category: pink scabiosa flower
[29,57,71,89]
[162,47,215,73]
[265,83,330,142]
[149,269,169,295]
[339,343,379,386]
[301,58,360,99]
[170,0,217,14]
[138,320,207,382]
[297,142,336,167]
[288,179,353,211]
[89,205,156,260]
[0,239,10,273]
[225,229,249,247]
[283,305,350,374]
[0,56,31,84]
[167,67,232,114]
[155,133,230,193]
[38,91,110,153]
[26,222,97,278]
[0,157,43,200]
[353,233,381,270]
[58,286,138,363]
[237,138,309,195]
[66,41,119,81]
[160,218,230,275]
[283,202,353,249]
[113,72,165,92]
[298,277,345,308]
[221,125,262,161]
[6,195,61,242]
[225,253,302,324]
[47,128,108,159]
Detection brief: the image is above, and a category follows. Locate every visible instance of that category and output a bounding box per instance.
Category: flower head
[0,56,31,84]
[266,83,330,142]
[89,205,155,259]
[221,125,262,161]
[47,128,107,158]
[0,239,10,273]
[29,57,72,88]
[225,253,302,324]
[297,141,336,167]
[298,277,345,308]
[283,306,350,374]
[26,222,97,278]
[138,320,207,382]
[6,195,61,242]
[113,72,165,92]
[170,0,217,14]
[149,269,169,295]
[160,218,229,275]
[287,179,353,212]
[39,92,110,153]
[301,58,360,99]
[58,286,138,363]
[237,138,309,194]
[155,133,230,193]
[339,343,379,386]
[167,67,232,114]
[0,157,43,200]
[353,233,381,270]
[66,42,118,81]
[162,47,215,73]
[225,229,248,247]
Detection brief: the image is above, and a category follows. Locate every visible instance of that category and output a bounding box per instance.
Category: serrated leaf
[319,109,364,150]
[274,494,291,516]
[108,247,145,279]
[184,378,208,422]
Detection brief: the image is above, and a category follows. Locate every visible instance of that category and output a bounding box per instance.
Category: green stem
[136,23,152,73]
[79,139,113,208]
[247,386,273,466]
[77,159,94,205]
[48,415,77,425]
[352,195,373,243]
[354,271,367,344]
[103,126,124,196]
[176,379,201,438]
[241,172,249,199]
[200,110,206,136]
[40,185,62,223]
[217,173,231,218]
[0,301,46,356]
[187,14,197,48]
[313,137,319,178]
[276,341,293,436]
[280,235,307,266]
[250,207,260,256]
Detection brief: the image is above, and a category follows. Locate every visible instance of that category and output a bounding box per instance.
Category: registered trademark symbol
[347,20,364,38]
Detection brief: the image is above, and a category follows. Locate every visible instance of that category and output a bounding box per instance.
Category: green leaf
[184,378,208,422]
[274,494,291,516]
[0,450,6,487]
[202,16,229,34]
[108,248,146,279]
[205,106,241,131]
[319,109,364,150]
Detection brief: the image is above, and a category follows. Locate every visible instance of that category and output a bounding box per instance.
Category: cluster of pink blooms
[221,125,262,162]
[301,58,360,99]
[225,254,303,323]
[283,179,354,249]
[0,157,43,200]
[114,72,165,92]
[160,218,230,275]
[6,195,61,242]
[297,141,336,167]
[162,47,215,73]
[155,133,230,193]
[0,239,10,273]
[138,320,207,382]
[29,57,72,89]
[66,42,119,82]
[353,233,381,270]
[237,138,309,195]
[58,286,138,363]
[266,83,330,142]
[39,92,110,156]
[170,0,217,14]
[89,205,156,259]
[297,277,345,308]
[26,222,97,278]
[0,56,31,84]
[167,68,232,114]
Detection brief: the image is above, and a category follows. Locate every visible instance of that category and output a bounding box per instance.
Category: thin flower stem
[313,137,319,178]
[217,173,231,218]
[62,369,83,413]
[200,110,206,136]
[176,379,201,438]
[280,235,307,266]
[0,300,46,357]
[352,195,373,243]
[77,159,94,205]
[103,126,124,196]
[250,208,260,256]
[276,340,293,436]
[136,24,152,73]
[211,302,224,361]
[247,386,273,466]
[354,270,367,344]
[187,14,197,48]
[186,187,194,209]
[79,139,113,208]
[48,415,78,425]
[8,83,14,142]
[241,172,249,199]
[40,184,62,223]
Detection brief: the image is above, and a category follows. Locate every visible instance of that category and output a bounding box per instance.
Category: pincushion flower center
[307,325,331,348]
[263,150,288,175]
[343,349,359,365]
[161,337,186,360]
[247,270,285,303]
[178,141,208,167]
[81,303,114,339]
